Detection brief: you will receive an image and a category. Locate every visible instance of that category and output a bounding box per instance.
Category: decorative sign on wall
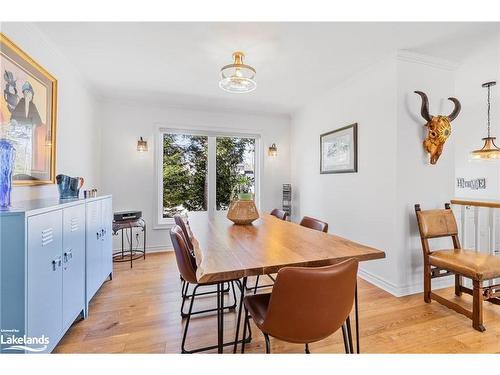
[456,178,486,190]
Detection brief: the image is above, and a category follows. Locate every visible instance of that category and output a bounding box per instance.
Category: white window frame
[154,125,262,229]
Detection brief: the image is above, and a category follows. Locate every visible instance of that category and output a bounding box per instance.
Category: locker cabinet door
[62,204,86,329]
[85,200,102,302]
[27,210,63,353]
[100,197,113,281]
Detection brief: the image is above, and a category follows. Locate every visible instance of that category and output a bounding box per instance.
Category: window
[157,129,259,225]
[162,133,208,218]
[216,136,255,210]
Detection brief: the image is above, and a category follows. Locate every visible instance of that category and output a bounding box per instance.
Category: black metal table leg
[216,282,221,352]
[233,277,247,353]
[130,227,133,268]
[355,282,359,354]
[121,230,124,258]
[220,281,224,353]
[143,223,146,260]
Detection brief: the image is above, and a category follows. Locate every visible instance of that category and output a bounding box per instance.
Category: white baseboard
[358,267,454,297]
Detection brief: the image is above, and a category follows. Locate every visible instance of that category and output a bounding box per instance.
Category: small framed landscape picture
[320,123,358,174]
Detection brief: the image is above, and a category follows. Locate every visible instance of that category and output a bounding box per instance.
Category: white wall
[99,99,291,251]
[395,55,456,294]
[1,23,101,202]
[291,57,399,289]
[291,53,458,296]
[454,32,500,200]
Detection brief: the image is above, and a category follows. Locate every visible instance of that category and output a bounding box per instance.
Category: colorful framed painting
[0,33,57,185]
[320,123,358,174]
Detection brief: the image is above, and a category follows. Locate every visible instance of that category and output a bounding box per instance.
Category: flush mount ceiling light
[219,51,256,93]
[471,81,500,160]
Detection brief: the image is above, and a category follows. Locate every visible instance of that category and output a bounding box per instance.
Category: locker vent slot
[41,228,54,246]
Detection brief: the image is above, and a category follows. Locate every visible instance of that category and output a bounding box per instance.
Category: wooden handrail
[451,199,500,209]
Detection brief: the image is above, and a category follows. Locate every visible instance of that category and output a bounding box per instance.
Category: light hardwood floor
[54,252,500,354]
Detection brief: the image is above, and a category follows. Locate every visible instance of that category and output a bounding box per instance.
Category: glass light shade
[268,143,278,157]
[470,137,500,160]
[219,52,256,93]
[137,137,148,152]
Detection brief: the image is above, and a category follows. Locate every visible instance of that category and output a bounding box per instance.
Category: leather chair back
[170,225,198,284]
[173,214,194,251]
[414,203,461,255]
[300,216,329,233]
[270,209,289,221]
[261,259,358,343]
[415,205,458,239]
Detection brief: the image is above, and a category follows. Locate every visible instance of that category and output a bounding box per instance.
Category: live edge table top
[189,212,385,284]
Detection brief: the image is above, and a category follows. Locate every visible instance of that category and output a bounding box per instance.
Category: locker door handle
[97,231,101,240]
[52,257,62,270]
[64,250,73,263]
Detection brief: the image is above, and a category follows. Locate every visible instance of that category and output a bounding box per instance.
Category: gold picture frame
[0,32,57,186]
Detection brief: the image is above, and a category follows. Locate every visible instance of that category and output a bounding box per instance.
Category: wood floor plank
[54,252,500,354]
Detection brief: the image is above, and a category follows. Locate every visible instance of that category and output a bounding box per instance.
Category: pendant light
[219,51,256,93]
[471,81,500,160]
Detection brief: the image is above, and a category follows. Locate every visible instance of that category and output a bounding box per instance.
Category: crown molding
[8,22,97,94]
[397,50,460,71]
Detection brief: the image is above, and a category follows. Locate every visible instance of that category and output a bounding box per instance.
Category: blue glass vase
[0,139,16,208]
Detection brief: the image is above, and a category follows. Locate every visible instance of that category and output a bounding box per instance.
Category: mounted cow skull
[414,91,461,165]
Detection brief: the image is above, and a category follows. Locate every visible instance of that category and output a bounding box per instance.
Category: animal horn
[414,91,432,122]
[447,97,461,121]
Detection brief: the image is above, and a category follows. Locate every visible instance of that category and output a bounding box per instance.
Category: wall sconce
[137,137,148,152]
[268,143,278,157]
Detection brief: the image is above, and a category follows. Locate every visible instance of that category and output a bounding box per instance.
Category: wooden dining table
[188,212,385,354]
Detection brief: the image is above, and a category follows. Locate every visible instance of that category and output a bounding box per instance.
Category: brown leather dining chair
[415,204,500,331]
[300,216,329,233]
[170,225,244,353]
[241,258,359,353]
[270,208,289,221]
[173,215,195,298]
[174,214,235,308]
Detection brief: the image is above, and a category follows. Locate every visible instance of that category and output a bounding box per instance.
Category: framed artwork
[0,33,57,185]
[320,123,358,174]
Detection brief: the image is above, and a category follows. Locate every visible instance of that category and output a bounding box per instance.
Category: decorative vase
[227,196,259,225]
[0,139,16,208]
[56,174,84,199]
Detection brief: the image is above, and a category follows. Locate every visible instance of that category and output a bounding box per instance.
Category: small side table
[112,217,146,268]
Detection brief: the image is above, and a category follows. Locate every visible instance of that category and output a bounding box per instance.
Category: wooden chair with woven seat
[241,259,359,354]
[300,216,329,233]
[414,203,500,332]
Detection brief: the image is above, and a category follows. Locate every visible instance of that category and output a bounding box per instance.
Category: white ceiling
[34,22,497,115]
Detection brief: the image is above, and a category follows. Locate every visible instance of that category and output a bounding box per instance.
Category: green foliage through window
[162,133,255,217]
[163,134,208,217]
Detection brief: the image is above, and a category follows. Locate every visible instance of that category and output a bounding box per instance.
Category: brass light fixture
[268,143,278,157]
[137,137,148,152]
[219,51,256,93]
[471,81,500,160]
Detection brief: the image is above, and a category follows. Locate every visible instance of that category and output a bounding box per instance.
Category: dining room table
[188,211,386,354]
